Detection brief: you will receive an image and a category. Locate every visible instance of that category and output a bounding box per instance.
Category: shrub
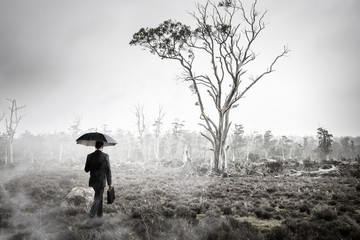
[248,153,260,162]
[254,209,273,219]
[266,161,283,173]
[303,158,314,169]
[222,206,232,215]
[352,167,360,178]
[298,203,311,214]
[266,226,291,240]
[205,209,222,218]
[312,205,337,221]
[266,187,277,194]
[197,216,261,240]
[350,229,360,239]
[175,205,195,219]
[162,207,175,217]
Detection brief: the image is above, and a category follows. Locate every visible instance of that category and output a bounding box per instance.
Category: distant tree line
[1,104,359,169]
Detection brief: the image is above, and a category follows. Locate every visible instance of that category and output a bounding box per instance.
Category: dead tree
[133,104,147,160]
[68,114,82,163]
[130,0,288,173]
[0,113,5,163]
[5,99,25,164]
[69,114,82,136]
[153,105,165,161]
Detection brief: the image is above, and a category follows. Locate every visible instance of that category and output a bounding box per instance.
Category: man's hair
[95,141,104,149]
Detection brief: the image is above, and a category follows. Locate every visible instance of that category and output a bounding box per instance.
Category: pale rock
[63,187,94,209]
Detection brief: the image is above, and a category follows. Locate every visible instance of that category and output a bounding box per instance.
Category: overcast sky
[0,0,359,137]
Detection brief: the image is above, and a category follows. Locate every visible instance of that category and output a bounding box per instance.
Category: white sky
[0,0,359,137]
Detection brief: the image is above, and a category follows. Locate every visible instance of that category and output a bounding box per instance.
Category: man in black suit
[84,141,112,219]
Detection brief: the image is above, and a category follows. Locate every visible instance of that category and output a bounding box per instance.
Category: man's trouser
[89,185,104,217]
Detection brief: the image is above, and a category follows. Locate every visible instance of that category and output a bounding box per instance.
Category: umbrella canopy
[76,132,117,147]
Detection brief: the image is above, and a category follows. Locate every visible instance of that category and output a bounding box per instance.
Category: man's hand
[109,185,112,189]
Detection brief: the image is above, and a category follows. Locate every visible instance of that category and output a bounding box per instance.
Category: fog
[0,0,359,137]
[1,0,360,239]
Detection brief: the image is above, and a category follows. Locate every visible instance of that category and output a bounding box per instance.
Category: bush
[312,205,337,221]
[222,206,232,215]
[351,165,360,178]
[254,209,273,219]
[248,153,260,162]
[175,205,195,219]
[303,158,314,169]
[266,226,292,240]
[298,203,311,214]
[197,216,261,240]
[266,161,283,173]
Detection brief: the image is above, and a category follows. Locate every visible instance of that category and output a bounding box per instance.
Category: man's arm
[84,155,90,172]
[106,154,112,187]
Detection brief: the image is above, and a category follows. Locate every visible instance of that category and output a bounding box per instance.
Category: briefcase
[107,187,115,204]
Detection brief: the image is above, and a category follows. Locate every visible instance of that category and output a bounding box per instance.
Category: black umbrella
[76,132,117,147]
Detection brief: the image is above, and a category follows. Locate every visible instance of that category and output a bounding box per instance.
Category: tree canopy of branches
[130,0,288,172]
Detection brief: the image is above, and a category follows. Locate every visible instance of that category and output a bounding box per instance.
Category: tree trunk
[209,157,214,170]
[213,134,228,173]
[127,147,131,161]
[5,148,8,165]
[213,143,221,173]
[182,145,187,164]
[213,111,231,173]
[59,145,63,163]
[281,144,285,161]
[9,142,13,164]
[154,137,159,161]
[221,145,227,172]
[246,142,250,162]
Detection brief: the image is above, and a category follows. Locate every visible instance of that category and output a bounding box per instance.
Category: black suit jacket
[84,150,112,188]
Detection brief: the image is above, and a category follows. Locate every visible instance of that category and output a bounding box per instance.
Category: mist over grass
[1,159,360,239]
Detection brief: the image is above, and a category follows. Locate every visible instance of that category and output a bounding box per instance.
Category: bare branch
[200,132,214,146]
[227,45,289,111]
[5,99,26,142]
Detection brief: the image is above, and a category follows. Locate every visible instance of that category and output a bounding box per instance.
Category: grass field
[1,161,360,240]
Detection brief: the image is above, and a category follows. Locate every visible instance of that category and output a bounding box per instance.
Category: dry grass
[1,161,360,239]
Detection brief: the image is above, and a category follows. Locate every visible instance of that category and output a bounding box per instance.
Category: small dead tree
[0,112,4,122]
[0,113,5,163]
[101,123,112,135]
[153,105,166,161]
[134,104,146,140]
[133,104,147,160]
[68,114,82,163]
[130,0,288,173]
[5,99,25,164]
[69,114,82,136]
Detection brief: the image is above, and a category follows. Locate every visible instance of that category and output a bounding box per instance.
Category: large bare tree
[130,0,288,172]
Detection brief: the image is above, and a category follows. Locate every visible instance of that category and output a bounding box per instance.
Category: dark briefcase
[107,187,115,204]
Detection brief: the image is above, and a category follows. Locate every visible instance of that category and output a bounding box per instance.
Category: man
[84,141,112,219]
